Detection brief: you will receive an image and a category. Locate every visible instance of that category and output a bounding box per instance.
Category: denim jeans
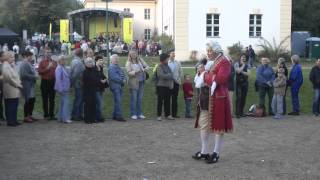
[96,91,104,121]
[4,98,19,125]
[291,87,300,113]
[129,81,144,116]
[111,88,123,118]
[72,88,84,119]
[272,94,283,116]
[312,88,320,115]
[185,99,192,117]
[58,92,70,122]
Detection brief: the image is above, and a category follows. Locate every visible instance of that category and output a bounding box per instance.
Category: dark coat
[309,66,320,89]
[19,61,37,100]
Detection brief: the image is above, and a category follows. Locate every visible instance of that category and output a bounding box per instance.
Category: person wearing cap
[70,48,85,121]
[272,68,287,119]
[288,55,303,116]
[55,55,72,123]
[193,41,233,164]
[20,50,38,123]
[156,53,174,121]
[309,59,320,116]
[168,49,183,118]
[82,57,100,124]
[275,58,288,114]
[108,54,126,122]
[38,49,57,120]
[1,51,22,127]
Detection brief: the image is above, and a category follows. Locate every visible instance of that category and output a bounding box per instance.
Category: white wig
[206,40,223,54]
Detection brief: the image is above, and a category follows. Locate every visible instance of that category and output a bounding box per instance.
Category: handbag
[145,71,149,80]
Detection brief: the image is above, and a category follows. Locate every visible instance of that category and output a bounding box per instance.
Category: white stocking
[200,130,210,154]
[213,134,224,155]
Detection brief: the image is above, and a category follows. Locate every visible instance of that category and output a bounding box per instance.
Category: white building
[84,0,292,60]
[174,0,292,60]
[84,0,157,40]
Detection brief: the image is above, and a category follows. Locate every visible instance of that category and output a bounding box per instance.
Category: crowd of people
[1,38,320,164]
[0,39,181,126]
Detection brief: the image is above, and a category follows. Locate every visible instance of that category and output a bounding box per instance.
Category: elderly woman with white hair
[83,57,100,124]
[288,55,303,115]
[108,54,126,122]
[193,41,233,164]
[1,51,23,127]
[54,55,71,123]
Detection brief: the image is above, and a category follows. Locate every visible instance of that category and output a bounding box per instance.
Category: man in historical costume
[193,41,233,164]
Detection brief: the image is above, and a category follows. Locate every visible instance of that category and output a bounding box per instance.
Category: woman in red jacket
[193,41,233,164]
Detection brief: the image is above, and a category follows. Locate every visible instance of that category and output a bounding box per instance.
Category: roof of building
[306,37,320,42]
[0,28,19,37]
[68,8,134,17]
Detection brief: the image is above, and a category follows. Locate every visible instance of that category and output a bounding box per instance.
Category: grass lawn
[16,56,315,120]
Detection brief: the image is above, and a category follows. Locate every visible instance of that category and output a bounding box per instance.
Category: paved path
[0,116,320,180]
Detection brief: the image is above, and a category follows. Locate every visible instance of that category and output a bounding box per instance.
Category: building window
[144,29,151,40]
[124,8,130,12]
[144,9,151,20]
[206,14,220,37]
[249,14,262,37]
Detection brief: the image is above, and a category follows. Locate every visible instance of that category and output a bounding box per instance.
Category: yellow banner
[60,19,69,42]
[123,18,133,43]
[49,23,52,40]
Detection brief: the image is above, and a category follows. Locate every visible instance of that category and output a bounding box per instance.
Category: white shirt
[13,45,19,54]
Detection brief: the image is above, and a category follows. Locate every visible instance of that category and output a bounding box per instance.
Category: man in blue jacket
[288,55,303,116]
[256,57,275,115]
[108,54,126,121]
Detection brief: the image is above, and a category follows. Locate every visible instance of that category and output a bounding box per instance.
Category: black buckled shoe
[206,152,220,164]
[192,151,210,160]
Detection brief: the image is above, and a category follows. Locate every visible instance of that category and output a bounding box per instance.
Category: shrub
[257,37,291,63]
[227,41,244,61]
[152,34,175,54]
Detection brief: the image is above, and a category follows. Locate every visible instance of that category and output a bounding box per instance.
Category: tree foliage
[227,42,244,61]
[257,37,291,63]
[0,0,83,35]
[293,0,320,36]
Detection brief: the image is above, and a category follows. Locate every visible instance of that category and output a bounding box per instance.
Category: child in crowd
[183,74,194,118]
[272,68,287,119]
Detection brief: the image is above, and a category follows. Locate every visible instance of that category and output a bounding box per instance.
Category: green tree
[0,0,83,35]
[292,0,320,36]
